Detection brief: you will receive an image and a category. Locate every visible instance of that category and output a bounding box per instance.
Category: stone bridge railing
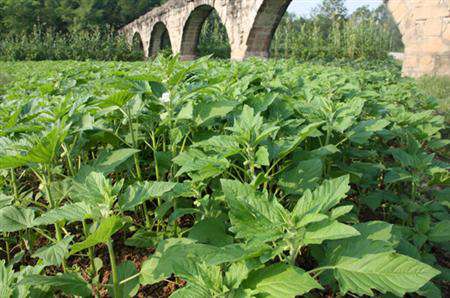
[120,0,450,77]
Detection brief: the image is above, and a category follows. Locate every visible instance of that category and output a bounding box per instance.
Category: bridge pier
[121,0,449,78]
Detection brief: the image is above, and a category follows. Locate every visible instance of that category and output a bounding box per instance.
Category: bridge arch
[131,31,145,59]
[180,4,231,60]
[244,0,293,59]
[149,22,172,57]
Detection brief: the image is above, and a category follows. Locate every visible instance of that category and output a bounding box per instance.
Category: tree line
[0,0,403,61]
[0,0,164,34]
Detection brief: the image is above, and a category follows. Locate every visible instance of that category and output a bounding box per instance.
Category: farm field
[0,58,449,297]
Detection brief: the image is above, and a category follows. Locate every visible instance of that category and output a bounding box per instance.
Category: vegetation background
[0,0,447,117]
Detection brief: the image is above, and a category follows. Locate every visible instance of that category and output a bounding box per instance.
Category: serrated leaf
[243,263,322,297]
[32,236,73,266]
[255,146,270,167]
[332,252,440,297]
[174,149,229,182]
[119,181,177,211]
[0,206,35,232]
[303,220,360,245]
[0,260,14,298]
[428,220,450,243]
[0,193,12,209]
[292,175,350,222]
[193,135,240,157]
[221,179,287,242]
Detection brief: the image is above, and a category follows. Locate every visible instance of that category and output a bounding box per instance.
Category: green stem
[43,166,67,272]
[127,108,151,227]
[82,220,96,277]
[107,240,120,298]
[10,169,18,201]
[4,233,10,264]
[127,108,142,181]
[151,132,160,181]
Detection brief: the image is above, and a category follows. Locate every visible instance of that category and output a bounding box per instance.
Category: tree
[313,0,348,20]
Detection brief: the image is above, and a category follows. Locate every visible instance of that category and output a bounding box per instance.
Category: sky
[287,0,383,16]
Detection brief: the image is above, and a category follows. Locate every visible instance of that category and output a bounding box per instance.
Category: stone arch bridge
[120,0,450,77]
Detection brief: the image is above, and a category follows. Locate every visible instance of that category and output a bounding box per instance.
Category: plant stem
[10,169,18,201]
[82,220,96,277]
[3,233,10,264]
[107,240,120,298]
[151,131,160,181]
[43,166,67,272]
[127,108,151,227]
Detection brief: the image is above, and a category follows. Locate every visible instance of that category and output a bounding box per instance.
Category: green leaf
[292,175,350,222]
[119,181,177,211]
[92,148,140,175]
[221,179,287,242]
[428,220,450,243]
[193,135,240,157]
[125,229,161,248]
[0,260,14,298]
[19,273,92,297]
[255,146,270,167]
[278,158,322,195]
[71,172,120,206]
[332,252,440,297]
[32,236,73,267]
[140,238,195,285]
[303,220,360,245]
[0,193,12,209]
[195,100,238,125]
[347,119,390,144]
[0,206,35,232]
[243,263,322,297]
[330,205,353,220]
[149,81,167,98]
[174,149,229,182]
[33,202,95,226]
[0,155,27,170]
[177,101,194,120]
[188,218,233,247]
[70,216,125,255]
[108,261,139,298]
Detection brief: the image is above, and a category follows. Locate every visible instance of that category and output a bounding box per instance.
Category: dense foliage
[0,0,164,34]
[0,26,144,61]
[0,57,448,297]
[198,1,403,60]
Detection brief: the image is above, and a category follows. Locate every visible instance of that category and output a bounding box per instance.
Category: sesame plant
[0,57,448,297]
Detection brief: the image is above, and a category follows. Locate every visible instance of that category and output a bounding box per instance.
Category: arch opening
[246,0,293,59]
[149,22,172,58]
[131,32,145,60]
[181,5,230,60]
[248,1,404,61]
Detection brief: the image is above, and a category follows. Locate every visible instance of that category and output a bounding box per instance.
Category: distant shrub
[0,26,143,61]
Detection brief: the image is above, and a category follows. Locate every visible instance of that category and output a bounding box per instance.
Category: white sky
[287,0,383,16]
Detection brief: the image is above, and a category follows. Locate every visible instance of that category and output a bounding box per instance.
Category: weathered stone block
[423,18,444,36]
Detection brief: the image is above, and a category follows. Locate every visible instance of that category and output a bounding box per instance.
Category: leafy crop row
[0,57,448,297]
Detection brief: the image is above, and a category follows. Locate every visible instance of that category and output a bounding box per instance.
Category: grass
[417,75,450,121]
